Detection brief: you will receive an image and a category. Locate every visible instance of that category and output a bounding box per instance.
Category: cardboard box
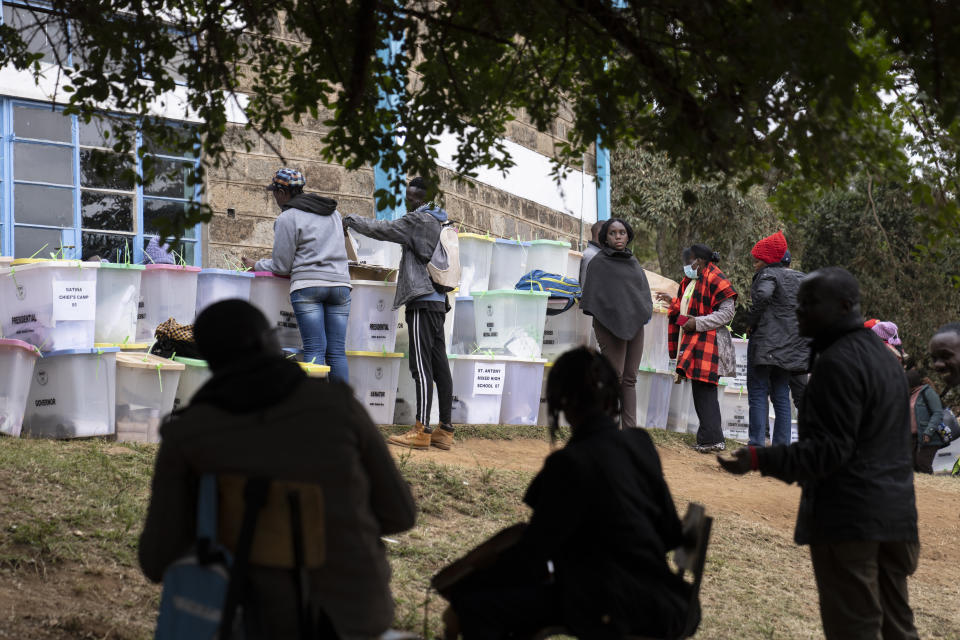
[349,264,398,282]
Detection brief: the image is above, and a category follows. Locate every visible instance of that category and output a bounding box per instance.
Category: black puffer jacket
[747,264,810,372]
[756,318,918,546]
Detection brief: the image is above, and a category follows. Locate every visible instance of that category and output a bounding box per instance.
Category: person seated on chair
[138,300,417,639]
[439,347,695,640]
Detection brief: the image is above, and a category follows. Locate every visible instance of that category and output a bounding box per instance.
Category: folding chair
[532,502,712,640]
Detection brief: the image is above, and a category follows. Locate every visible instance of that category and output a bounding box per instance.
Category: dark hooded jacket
[756,317,918,546]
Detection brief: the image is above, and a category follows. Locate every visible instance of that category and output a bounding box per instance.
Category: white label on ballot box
[52,281,95,321]
[473,362,505,395]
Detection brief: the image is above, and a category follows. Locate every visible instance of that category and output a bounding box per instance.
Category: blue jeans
[290,286,351,384]
[747,362,793,446]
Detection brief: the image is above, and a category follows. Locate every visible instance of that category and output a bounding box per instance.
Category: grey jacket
[343,205,446,309]
[254,193,351,285]
[747,264,810,372]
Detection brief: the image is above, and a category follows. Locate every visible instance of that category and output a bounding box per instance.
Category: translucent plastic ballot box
[719,383,750,443]
[349,231,401,269]
[667,377,694,434]
[639,309,671,371]
[472,290,549,359]
[115,353,184,443]
[95,263,144,345]
[541,299,593,362]
[249,272,301,349]
[22,347,119,438]
[719,337,748,388]
[1,259,100,351]
[457,233,494,295]
[634,367,673,429]
[346,280,399,352]
[137,264,200,342]
[0,338,40,437]
[525,239,571,276]
[488,239,529,291]
[499,358,547,425]
[449,354,508,425]
[449,296,477,355]
[195,268,254,316]
[171,356,212,410]
[932,439,960,474]
[346,351,404,424]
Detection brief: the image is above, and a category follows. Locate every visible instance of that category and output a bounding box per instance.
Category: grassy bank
[0,431,957,639]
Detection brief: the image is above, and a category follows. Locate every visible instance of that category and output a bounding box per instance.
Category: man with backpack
[343,176,457,451]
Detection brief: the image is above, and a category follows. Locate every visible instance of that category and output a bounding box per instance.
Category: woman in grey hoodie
[243,168,351,382]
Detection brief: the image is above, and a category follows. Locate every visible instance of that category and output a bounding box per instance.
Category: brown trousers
[809,541,920,640]
[593,320,645,429]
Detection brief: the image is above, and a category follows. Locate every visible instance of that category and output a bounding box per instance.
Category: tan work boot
[431,426,454,451]
[388,421,431,450]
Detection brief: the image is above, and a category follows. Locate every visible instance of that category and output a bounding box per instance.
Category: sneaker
[388,422,430,450]
[694,442,726,454]
[431,425,454,451]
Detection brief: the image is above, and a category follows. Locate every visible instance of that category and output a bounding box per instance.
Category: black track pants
[406,307,453,427]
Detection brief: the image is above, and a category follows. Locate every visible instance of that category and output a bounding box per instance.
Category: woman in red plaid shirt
[656,244,738,452]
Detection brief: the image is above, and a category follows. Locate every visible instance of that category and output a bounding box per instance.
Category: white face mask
[683,264,699,280]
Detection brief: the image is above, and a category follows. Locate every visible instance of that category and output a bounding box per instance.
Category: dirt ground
[393,437,960,592]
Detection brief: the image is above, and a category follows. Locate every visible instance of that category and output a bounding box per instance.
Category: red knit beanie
[751,231,788,264]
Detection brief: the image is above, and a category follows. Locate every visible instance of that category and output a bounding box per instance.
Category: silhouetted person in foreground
[139,300,416,638]
[719,267,919,640]
[438,347,694,640]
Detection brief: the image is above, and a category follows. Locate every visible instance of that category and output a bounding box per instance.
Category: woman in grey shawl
[580,217,653,429]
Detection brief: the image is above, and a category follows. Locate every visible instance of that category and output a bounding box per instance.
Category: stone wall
[203,126,594,266]
[204,120,376,268]
[203,76,595,265]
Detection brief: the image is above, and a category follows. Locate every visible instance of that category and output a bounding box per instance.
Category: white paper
[52,281,96,321]
[473,362,505,396]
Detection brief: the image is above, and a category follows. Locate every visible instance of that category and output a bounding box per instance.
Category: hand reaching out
[717,447,754,475]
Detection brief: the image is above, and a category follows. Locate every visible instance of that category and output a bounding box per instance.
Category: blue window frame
[0,99,202,263]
